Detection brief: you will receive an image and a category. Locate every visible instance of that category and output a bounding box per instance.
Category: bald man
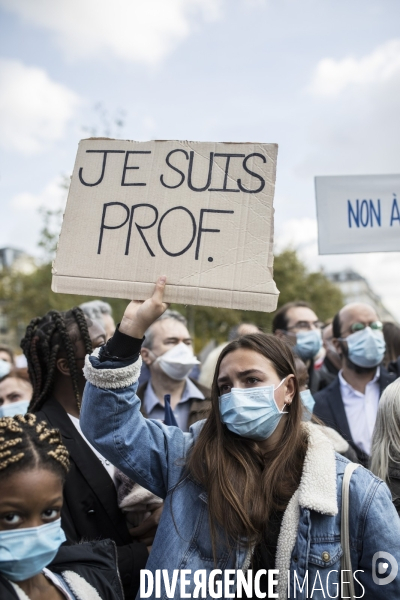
[314,303,396,466]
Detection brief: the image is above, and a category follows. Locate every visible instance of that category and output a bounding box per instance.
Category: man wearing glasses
[314,302,396,466]
[272,301,323,394]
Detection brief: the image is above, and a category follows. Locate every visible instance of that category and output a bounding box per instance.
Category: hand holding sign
[119,276,169,339]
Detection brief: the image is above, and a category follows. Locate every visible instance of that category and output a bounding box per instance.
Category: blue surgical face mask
[340,327,385,368]
[219,379,287,441]
[293,329,322,361]
[0,519,66,582]
[0,400,30,418]
[300,389,315,421]
[0,360,11,379]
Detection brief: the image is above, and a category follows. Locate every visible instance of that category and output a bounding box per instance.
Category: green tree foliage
[0,263,128,333]
[0,248,342,352]
[272,250,343,322]
[174,249,343,349]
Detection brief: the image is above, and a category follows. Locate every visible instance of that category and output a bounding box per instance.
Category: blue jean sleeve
[80,354,192,499]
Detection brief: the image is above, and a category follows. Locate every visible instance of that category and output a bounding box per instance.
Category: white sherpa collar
[9,571,104,600]
[9,581,30,600]
[274,422,338,599]
[298,422,338,515]
[83,347,142,389]
[62,570,103,600]
[275,489,300,599]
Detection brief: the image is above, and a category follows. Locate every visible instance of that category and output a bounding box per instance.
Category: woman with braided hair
[21,307,96,415]
[21,308,150,600]
[0,413,124,599]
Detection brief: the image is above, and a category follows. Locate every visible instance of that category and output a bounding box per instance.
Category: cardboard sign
[315,174,400,255]
[52,139,279,311]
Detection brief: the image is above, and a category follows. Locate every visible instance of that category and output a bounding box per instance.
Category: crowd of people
[1,287,400,598]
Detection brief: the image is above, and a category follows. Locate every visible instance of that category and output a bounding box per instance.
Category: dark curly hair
[21,308,92,412]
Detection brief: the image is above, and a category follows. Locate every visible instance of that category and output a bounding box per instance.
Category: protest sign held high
[52,139,279,311]
[315,174,400,255]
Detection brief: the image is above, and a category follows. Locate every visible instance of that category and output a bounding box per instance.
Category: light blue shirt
[143,378,204,432]
[339,366,380,455]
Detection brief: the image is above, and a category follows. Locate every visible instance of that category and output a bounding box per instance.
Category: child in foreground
[0,414,124,600]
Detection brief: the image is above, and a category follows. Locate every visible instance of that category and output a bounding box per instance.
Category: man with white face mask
[138,310,211,431]
[314,303,396,466]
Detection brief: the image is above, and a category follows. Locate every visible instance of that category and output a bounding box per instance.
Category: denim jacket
[80,351,400,599]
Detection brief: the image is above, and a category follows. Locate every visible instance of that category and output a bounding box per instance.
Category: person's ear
[56,358,70,377]
[332,338,343,355]
[141,347,153,367]
[284,374,296,405]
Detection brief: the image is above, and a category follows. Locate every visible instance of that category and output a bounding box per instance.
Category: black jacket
[388,356,400,377]
[317,356,339,391]
[0,540,124,600]
[35,398,148,599]
[306,361,320,395]
[314,367,396,466]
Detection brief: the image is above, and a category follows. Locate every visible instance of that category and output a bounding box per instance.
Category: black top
[0,540,123,600]
[308,362,320,395]
[100,326,143,361]
[317,356,339,391]
[236,511,284,599]
[388,356,400,378]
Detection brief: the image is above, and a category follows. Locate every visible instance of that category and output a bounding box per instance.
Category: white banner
[315,174,400,254]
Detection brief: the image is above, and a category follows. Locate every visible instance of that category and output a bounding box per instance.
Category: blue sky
[0,0,399,317]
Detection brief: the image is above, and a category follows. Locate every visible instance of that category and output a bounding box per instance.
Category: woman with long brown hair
[187,333,307,577]
[81,278,400,600]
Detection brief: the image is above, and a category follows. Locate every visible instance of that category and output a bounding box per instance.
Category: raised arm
[80,277,193,499]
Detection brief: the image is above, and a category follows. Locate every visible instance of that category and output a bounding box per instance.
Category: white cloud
[0,0,223,65]
[308,39,400,97]
[275,217,318,258]
[297,39,400,177]
[0,59,80,154]
[11,177,67,212]
[0,178,68,256]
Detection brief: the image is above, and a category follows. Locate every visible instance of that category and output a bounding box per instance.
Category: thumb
[152,276,167,305]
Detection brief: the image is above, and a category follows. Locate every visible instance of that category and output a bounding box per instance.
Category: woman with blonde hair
[371,377,400,515]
